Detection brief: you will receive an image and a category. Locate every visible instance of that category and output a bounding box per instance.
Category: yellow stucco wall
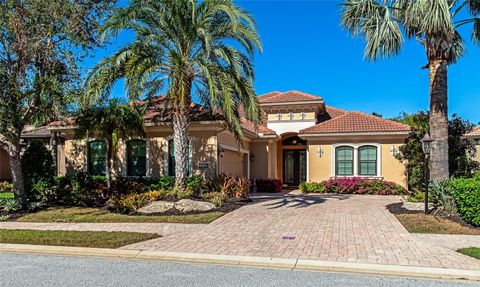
[305,138,407,188]
[62,130,218,178]
[308,144,332,182]
[219,150,246,176]
[474,144,480,162]
[250,142,268,179]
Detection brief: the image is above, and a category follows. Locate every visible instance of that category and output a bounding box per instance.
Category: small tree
[21,140,55,201]
[75,99,145,187]
[0,0,115,207]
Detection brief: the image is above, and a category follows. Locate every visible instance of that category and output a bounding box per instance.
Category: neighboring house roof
[21,126,52,138]
[300,111,411,135]
[258,90,324,104]
[465,127,480,138]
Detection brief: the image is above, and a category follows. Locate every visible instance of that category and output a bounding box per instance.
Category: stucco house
[48,91,410,187]
[465,127,480,162]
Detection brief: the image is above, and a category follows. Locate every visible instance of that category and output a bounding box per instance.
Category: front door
[283,150,307,186]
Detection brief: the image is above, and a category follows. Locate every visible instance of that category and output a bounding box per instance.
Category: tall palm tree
[76,99,146,187]
[84,0,262,193]
[340,0,480,181]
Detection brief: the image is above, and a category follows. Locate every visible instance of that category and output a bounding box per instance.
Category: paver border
[0,244,479,281]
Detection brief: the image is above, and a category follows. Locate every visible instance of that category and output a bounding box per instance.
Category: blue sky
[83,0,480,123]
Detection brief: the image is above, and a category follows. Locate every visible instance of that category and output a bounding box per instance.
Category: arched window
[358,146,377,176]
[127,140,147,177]
[335,146,354,176]
[88,140,106,176]
[282,136,307,146]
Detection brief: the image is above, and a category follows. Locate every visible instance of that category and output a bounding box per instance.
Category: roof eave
[259,100,324,107]
[299,131,411,137]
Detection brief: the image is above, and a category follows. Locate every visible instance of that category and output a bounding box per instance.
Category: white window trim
[164,136,193,176]
[123,137,149,177]
[331,143,382,178]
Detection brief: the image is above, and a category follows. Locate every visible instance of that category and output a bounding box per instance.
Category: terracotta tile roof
[318,106,349,123]
[238,105,276,136]
[465,127,480,138]
[300,111,411,135]
[21,126,52,138]
[258,90,323,104]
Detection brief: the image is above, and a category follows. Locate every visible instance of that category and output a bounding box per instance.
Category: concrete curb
[0,244,479,281]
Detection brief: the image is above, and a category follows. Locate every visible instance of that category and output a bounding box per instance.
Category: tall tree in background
[394,111,478,190]
[0,0,115,207]
[85,0,263,193]
[341,0,480,181]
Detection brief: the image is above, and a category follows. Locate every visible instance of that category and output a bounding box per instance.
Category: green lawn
[0,229,159,248]
[0,192,14,199]
[457,247,480,260]
[16,207,223,224]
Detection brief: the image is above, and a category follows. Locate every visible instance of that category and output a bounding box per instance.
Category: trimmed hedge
[299,177,406,195]
[449,177,480,227]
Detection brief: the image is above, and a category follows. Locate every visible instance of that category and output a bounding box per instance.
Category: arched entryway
[282,135,307,186]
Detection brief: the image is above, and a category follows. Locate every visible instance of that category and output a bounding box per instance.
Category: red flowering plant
[300,177,406,195]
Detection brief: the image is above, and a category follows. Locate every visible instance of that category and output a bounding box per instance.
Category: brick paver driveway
[123,193,480,270]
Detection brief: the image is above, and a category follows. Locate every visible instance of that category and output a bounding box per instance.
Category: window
[335,146,354,176]
[127,140,147,177]
[167,139,191,176]
[282,136,307,146]
[359,146,377,176]
[88,140,106,176]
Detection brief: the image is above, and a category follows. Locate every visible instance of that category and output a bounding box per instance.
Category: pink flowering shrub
[300,177,406,195]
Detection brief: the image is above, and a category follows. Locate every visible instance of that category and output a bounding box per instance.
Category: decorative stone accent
[137,199,215,215]
[137,201,175,215]
[174,199,216,213]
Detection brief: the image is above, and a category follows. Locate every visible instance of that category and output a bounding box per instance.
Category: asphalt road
[0,253,479,287]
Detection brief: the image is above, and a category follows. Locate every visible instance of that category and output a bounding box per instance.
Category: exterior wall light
[317,146,324,157]
[250,153,255,162]
[390,145,398,156]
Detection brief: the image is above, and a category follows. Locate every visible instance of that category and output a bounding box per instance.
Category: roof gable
[258,90,323,104]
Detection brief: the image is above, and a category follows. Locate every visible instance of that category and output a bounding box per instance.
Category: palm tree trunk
[172,109,190,194]
[429,59,449,181]
[8,142,27,209]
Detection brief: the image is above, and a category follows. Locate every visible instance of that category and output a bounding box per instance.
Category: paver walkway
[121,194,480,270]
[412,234,480,250]
[2,193,480,271]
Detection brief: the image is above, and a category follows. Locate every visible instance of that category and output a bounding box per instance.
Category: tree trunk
[429,59,449,181]
[8,143,27,209]
[172,109,190,194]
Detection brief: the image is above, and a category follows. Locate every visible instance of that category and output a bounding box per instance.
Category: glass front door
[283,150,307,186]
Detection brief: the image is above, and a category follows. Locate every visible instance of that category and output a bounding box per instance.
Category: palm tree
[340,0,480,181]
[84,0,262,193]
[76,99,146,187]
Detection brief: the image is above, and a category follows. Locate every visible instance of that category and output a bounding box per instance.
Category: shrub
[299,182,326,193]
[21,140,55,201]
[220,176,251,198]
[255,179,282,193]
[406,191,425,203]
[110,177,147,196]
[302,178,406,195]
[429,180,456,215]
[449,177,480,226]
[202,192,227,207]
[0,198,21,213]
[0,181,13,193]
[107,190,166,214]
